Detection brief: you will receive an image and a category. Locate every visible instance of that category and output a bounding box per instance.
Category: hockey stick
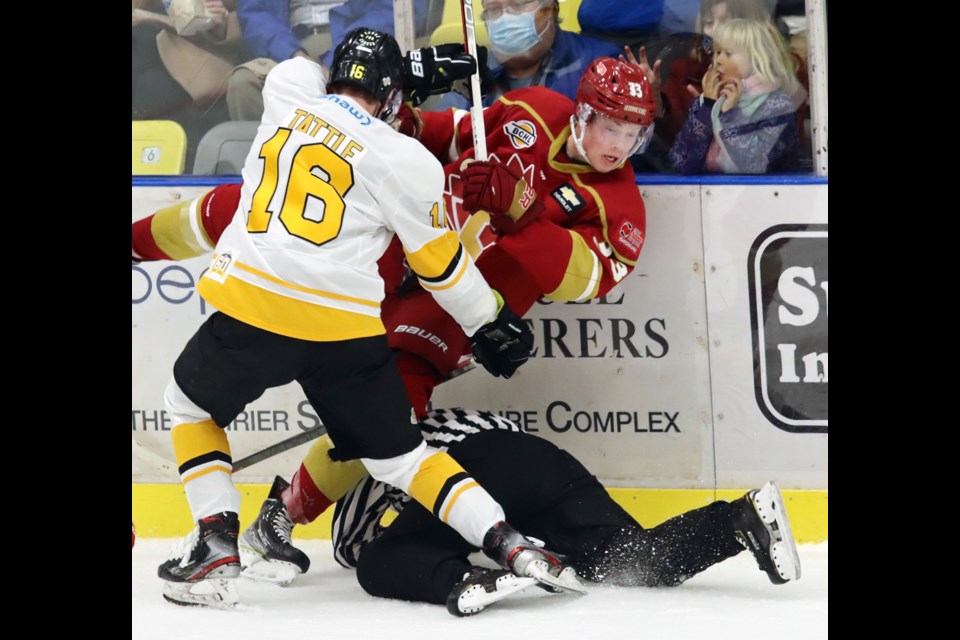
[459,0,488,160]
[230,361,479,472]
[232,425,327,472]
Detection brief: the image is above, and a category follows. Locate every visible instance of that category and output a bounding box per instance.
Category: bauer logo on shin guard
[748,225,828,434]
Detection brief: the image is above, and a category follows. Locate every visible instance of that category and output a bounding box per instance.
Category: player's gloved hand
[449,46,495,101]
[403,44,482,107]
[460,159,544,234]
[470,291,534,379]
[392,102,423,139]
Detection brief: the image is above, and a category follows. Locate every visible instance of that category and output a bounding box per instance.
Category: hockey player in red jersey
[133,56,659,588]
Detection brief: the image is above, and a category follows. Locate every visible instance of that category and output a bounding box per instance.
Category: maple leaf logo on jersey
[503,120,537,149]
[550,183,584,216]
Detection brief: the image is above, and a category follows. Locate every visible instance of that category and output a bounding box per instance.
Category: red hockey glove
[460,160,543,234]
[392,103,423,139]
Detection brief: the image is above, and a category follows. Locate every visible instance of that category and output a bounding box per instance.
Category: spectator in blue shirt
[434,0,620,111]
[578,0,664,47]
[226,0,428,120]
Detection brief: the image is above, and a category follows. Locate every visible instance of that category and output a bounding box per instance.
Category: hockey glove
[461,160,544,234]
[449,46,495,101]
[470,292,534,379]
[403,44,484,107]
[392,102,424,139]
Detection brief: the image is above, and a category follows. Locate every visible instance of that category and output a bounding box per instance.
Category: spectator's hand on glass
[621,45,662,117]
[620,46,661,94]
[718,77,742,112]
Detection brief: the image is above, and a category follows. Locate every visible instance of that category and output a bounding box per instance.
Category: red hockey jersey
[416,86,647,317]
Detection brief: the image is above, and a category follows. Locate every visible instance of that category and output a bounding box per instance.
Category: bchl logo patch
[748,224,827,434]
[503,120,537,149]
[617,221,643,253]
[550,183,584,216]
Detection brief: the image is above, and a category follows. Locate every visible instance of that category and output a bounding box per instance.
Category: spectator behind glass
[132,0,247,119]
[226,0,428,121]
[132,0,250,170]
[657,0,771,147]
[668,18,806,174]
[433,0,620,111]
[658,0,777,36]
[576,0,664,48]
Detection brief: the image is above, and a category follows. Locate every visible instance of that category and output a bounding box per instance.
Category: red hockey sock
[282,463,333,525]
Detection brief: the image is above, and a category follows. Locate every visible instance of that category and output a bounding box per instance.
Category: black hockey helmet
[329,27,404,123]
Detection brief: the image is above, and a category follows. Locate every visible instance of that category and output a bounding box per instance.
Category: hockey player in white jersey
[157,27,580,607]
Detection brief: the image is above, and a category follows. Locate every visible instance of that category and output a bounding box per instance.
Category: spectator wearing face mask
[433,0,620,111]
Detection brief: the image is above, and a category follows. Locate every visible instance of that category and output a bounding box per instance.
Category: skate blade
[455,576,538,616]
[239,554,300,587]
[525,562,587,595]
[763,481,802,581]
[162,578,239,608]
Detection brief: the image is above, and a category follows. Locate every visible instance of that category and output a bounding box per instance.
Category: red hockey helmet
[576,57,656,127]
[571,57,656,161]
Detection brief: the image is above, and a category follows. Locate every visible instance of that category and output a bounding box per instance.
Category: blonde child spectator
[668,18,806,174]
[658,0,771,145]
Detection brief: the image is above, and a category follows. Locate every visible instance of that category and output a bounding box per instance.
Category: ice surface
[133,539,828,639]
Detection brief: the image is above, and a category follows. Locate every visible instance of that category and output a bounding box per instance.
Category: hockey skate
[482,521,587,595]
[731,481,802,584]
[158,512,241,608]
[239,476,310,586]
[446,567,538,617]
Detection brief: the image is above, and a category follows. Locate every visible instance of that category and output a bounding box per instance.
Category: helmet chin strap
[569,111,592,165]
[376,88,401,124]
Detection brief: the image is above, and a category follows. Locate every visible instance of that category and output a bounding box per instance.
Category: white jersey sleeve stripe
[188,197,216,253]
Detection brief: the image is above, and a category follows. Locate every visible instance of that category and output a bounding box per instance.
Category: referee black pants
[356,429,744,604]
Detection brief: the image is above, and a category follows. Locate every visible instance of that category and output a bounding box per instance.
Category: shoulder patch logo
[503,120,537,149]
[616,221,643,254]
[550,183,585,216]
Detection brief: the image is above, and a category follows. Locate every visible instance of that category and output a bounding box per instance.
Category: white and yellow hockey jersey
[198,58,497,342]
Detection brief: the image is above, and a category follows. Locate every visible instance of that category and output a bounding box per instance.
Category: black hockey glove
[470,293,534,379]
[403,44,488,106]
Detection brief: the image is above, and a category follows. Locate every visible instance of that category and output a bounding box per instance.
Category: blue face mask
[486,11,546,58]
